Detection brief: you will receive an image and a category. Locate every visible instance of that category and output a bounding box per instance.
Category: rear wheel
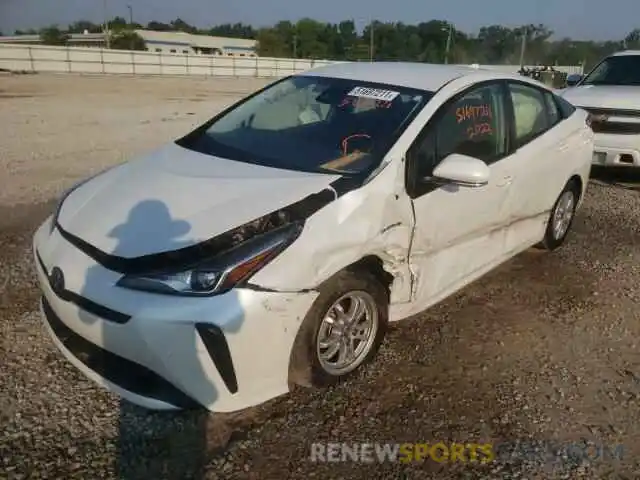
[536,179,580,251]
[288,270,388,388]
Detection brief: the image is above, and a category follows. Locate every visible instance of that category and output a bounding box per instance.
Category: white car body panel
[504,109,593,250]
[249,159,416,305]
[34,63,594,412]
[35,220,320,412]
[560,85,640,111]
[57,143,340,257]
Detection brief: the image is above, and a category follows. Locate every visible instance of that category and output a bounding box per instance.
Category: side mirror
[431,153,490,188]
[565,74,583,87]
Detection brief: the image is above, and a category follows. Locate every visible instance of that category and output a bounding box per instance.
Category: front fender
[249,164,415,304]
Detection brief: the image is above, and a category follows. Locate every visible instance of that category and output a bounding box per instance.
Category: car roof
[612,50,640,57]
[300,61,540,92]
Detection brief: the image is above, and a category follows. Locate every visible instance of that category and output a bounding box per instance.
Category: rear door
[503,81,590,250]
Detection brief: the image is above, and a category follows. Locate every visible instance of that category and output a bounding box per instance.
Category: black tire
[288,269,389,388]
[536,179,580,251]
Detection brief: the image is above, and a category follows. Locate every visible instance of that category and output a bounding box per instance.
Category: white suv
[560,50,640,167]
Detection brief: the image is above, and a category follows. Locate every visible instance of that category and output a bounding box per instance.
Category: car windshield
[581,55,640,86]
[178,75,431,175]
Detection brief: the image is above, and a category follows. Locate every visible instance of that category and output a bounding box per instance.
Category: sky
[0,0,637,41]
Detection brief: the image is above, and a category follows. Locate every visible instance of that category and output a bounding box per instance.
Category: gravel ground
[1,73,640,480]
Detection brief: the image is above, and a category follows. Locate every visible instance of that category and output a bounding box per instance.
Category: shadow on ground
[590,165,640,191]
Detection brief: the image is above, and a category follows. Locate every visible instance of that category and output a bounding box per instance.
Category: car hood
[560,85,640,110]
[57,143,340,258]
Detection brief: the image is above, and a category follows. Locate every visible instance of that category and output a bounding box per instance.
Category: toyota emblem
[50,267,65,295]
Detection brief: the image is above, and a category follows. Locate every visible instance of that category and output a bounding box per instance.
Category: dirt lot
[1,73,639,480]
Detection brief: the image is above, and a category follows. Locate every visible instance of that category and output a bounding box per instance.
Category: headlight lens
[116,223,301,296]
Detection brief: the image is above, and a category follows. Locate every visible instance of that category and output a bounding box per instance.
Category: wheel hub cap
[316,291,378,376]
[552,190,575,240]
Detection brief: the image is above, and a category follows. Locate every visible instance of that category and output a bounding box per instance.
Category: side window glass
[555,94,576,119]
[545,92,561,126]
[508,83,550,147]
[413,130,438,179]
[413,83,506,179]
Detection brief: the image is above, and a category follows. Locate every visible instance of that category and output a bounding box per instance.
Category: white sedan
[34,62,594,412]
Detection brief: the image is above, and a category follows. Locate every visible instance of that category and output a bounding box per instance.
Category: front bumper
[34,219,319,412]
[592,133,640,167]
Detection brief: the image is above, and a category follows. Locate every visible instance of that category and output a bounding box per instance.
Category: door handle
[497,175,513,187]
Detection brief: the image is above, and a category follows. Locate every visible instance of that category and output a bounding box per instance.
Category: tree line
[10,17,640,69]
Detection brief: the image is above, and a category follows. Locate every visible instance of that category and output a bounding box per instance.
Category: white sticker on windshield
[347,86,399,102]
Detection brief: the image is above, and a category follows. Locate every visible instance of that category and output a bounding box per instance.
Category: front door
[405,81,515,309]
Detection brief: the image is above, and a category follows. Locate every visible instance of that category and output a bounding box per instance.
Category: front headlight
[116,223,302,296]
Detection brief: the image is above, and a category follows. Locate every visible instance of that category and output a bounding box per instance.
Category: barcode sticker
[347,86,399,102]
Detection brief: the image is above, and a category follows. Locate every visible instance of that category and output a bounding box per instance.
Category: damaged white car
[34,63,594,412]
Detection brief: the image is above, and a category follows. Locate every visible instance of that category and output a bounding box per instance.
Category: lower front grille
[42,296,201,409]
[583,107,640,135]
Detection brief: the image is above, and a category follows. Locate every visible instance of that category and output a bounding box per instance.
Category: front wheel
[536,179,580,251]
[288,270,388,388]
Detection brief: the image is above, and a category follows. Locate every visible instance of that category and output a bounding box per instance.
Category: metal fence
[0,43,584,78]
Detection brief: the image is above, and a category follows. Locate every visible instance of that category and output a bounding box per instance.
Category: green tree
[147,21,172,31]
[625,29,640,49]
[15,28,41,35]
[337,20,358,59]
[171,18,197,34]
[294,18,329,59]
[256,28,289,57]
[16,16,640,66]
[478,25,518,63]
[67,20,102,34]
[40,26,70,46]
[108,16,129,32]
[109,31,146,50]
[208,23,255,39]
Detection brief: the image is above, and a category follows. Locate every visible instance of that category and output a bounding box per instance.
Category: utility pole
[369,21,374,62]
[103,0,110,49]
[293,33,298,58]
[519,27,528,69]
[444,23,453,64]
[127,5,134,50]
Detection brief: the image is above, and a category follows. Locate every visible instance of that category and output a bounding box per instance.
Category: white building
[136,30,257,57]
[0,29,258,57]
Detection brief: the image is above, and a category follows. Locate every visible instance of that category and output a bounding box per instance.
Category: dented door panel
[406,165,512,311]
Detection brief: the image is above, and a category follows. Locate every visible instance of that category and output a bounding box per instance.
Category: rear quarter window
[544,92,561,126]
[555,94,576,119]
